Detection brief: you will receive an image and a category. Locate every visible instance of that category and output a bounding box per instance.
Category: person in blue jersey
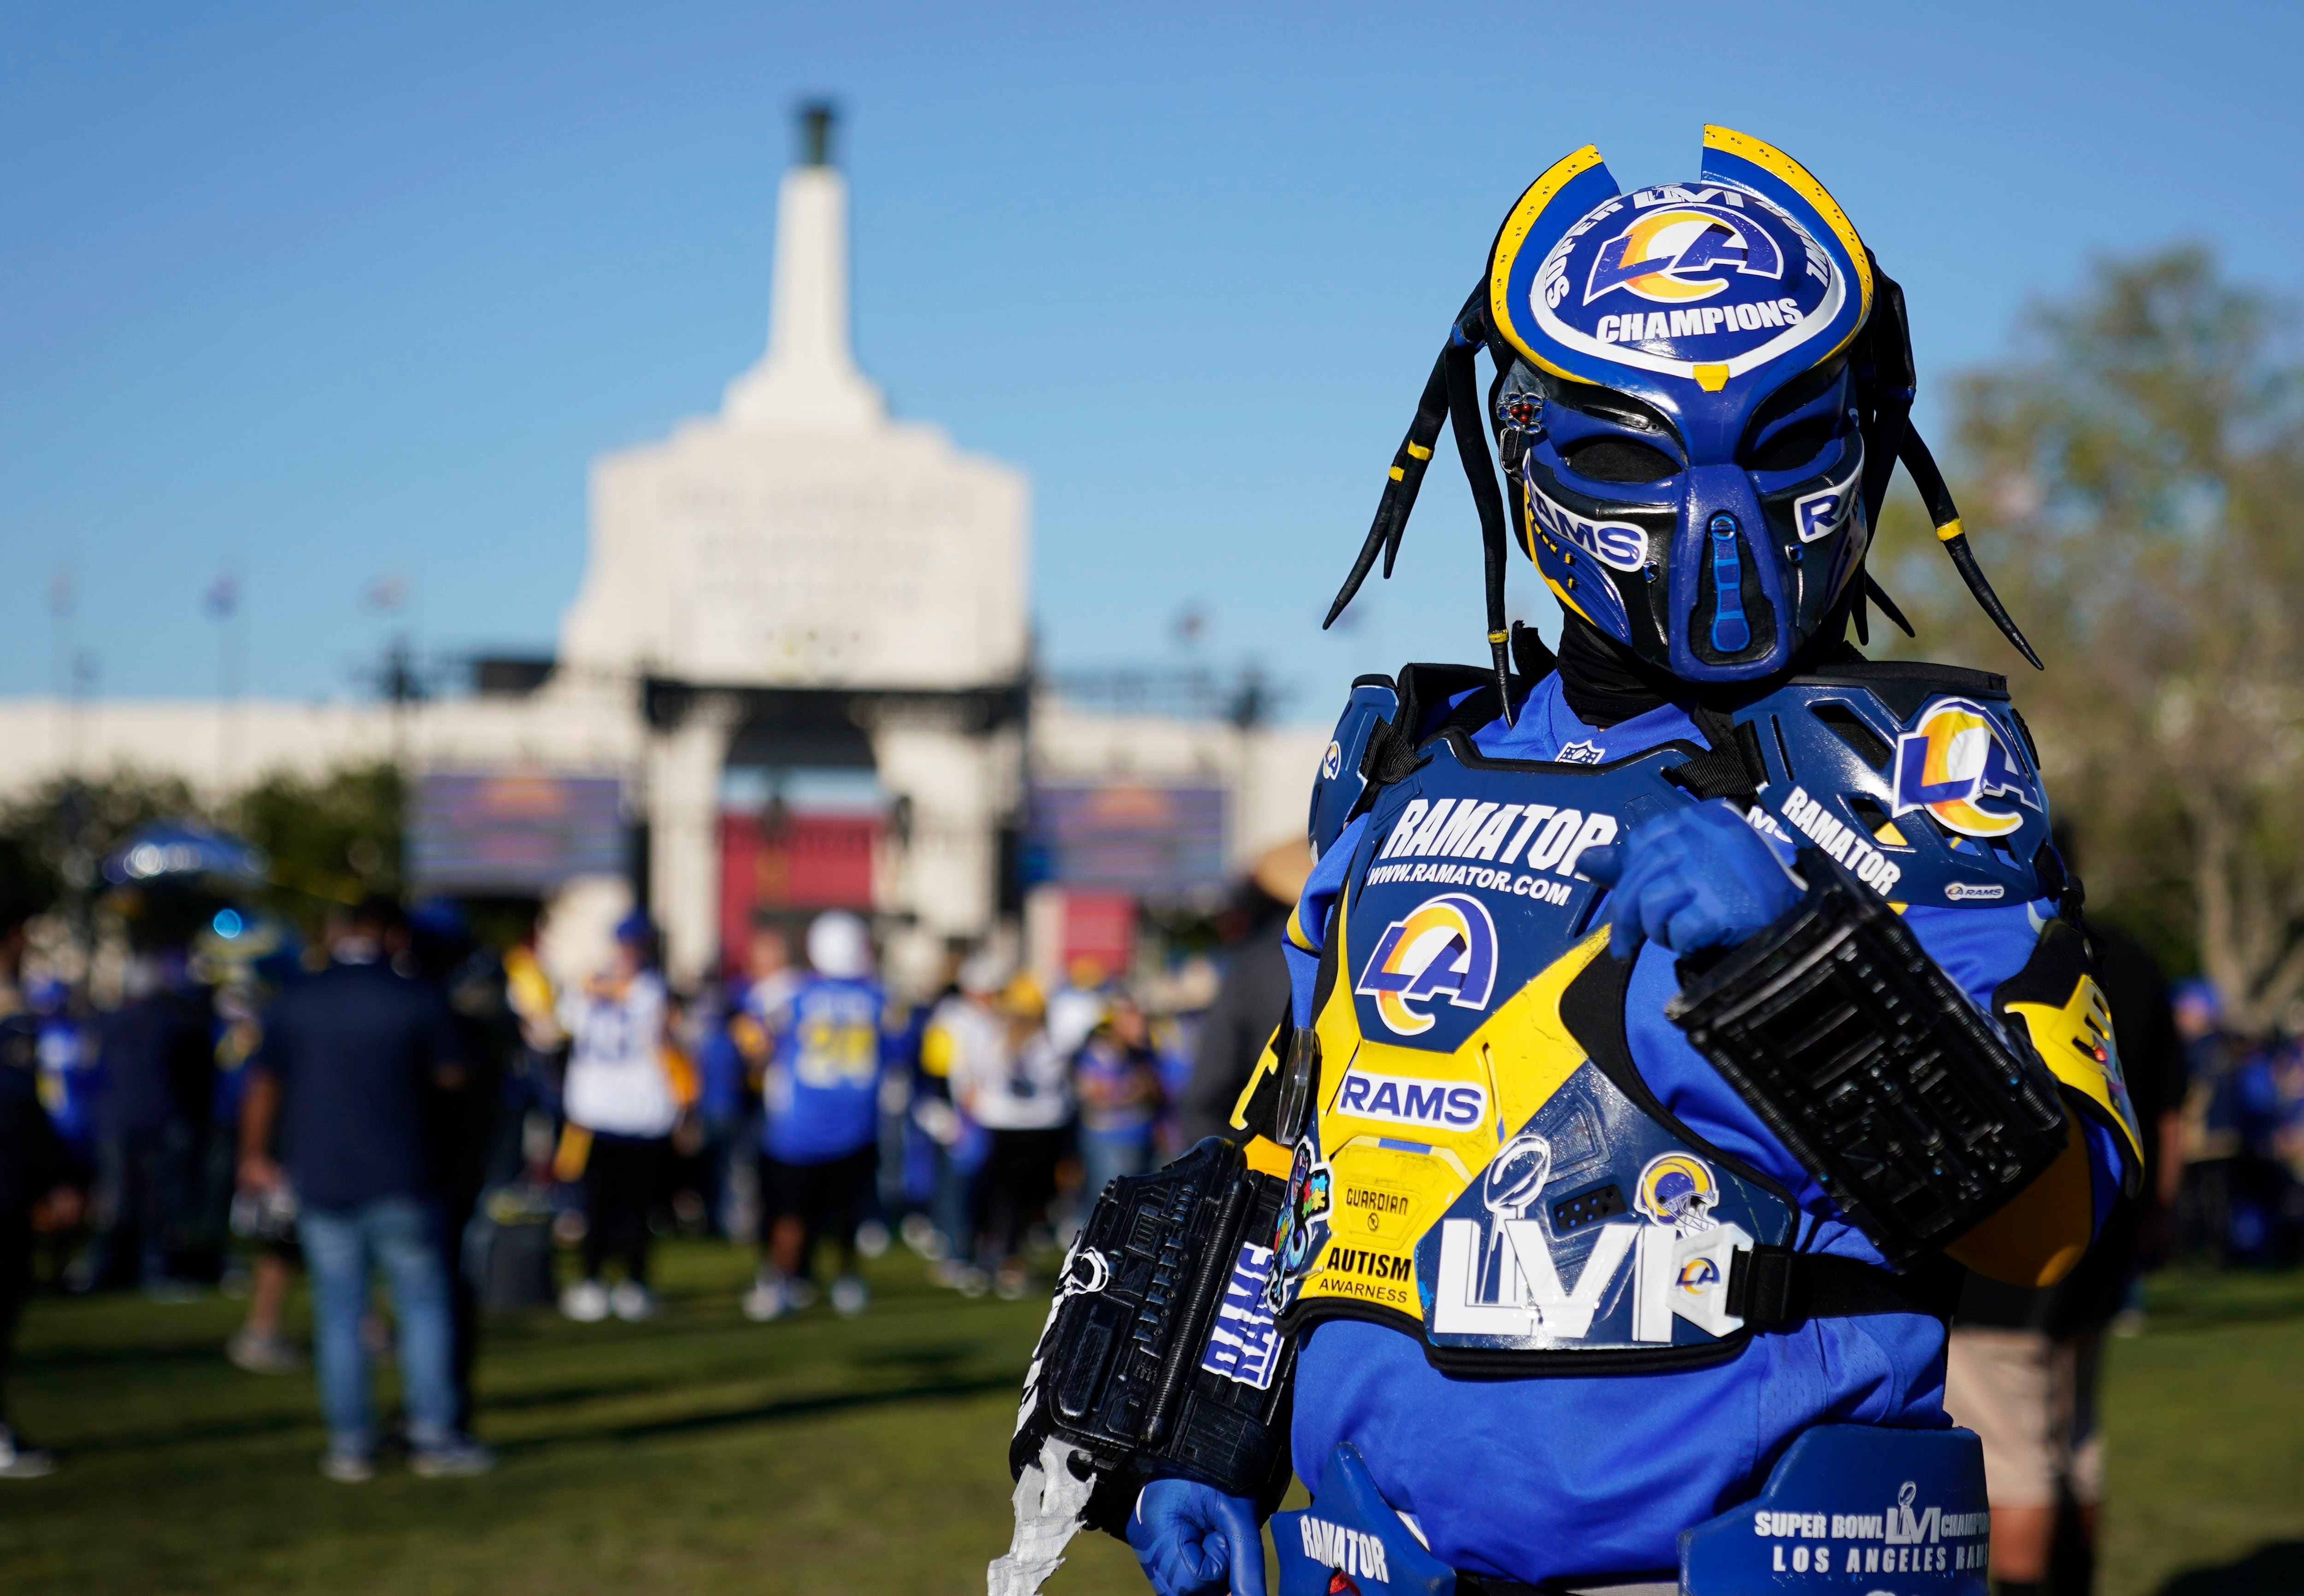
[743,911,888,1322]
[1090,128,2142,1596]
[1071,992,1165,1200]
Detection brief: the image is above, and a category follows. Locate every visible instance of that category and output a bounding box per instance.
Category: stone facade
[0,127,1322,992]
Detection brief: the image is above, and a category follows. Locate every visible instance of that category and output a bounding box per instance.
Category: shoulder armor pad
[1308,663,1515,857]
[1307,675,1398,862]
[1735,659,2053,910]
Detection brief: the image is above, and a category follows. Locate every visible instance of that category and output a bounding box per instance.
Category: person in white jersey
[557,914,677,1323]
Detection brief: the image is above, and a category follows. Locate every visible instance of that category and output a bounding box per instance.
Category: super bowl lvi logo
[1889,698,2042,839]
[1430,1145,1752,1345]
[1353,893,1499,1037]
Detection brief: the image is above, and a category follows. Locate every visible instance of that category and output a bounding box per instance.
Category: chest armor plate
[1267,733,1798,1371]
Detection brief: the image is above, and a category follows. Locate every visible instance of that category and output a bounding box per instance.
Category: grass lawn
[2,1243,2298,1595]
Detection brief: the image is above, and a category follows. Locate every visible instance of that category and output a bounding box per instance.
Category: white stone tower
[557,104,1030,984]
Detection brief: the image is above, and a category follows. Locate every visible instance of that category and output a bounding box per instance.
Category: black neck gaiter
[1552,613,1865,728]
[1555,616,1679,728]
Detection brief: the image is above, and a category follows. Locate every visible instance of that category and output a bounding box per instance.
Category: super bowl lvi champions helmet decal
[1326,127,2041,687]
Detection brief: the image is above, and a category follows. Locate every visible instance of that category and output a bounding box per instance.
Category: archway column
[645,690,743,986]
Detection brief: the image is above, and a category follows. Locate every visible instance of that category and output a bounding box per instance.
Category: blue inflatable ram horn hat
[1324,126,2039,720]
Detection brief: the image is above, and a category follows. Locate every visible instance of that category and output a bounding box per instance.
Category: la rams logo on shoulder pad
[1890,698,2042,839]
[1354,893,1499,1037]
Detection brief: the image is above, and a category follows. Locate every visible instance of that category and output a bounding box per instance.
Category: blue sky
[4,1,2298,723]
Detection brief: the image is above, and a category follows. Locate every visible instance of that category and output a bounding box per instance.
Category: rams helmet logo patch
[1635,1152,1721,1233]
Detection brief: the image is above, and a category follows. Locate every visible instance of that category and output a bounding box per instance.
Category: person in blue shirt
[1072,993,1166,1200]
[742,911,888,1322]
[238,895,494,1483]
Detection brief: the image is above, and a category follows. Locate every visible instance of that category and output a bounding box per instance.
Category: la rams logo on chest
[1353,894,1498,1037]
[1343,738,1695,1054]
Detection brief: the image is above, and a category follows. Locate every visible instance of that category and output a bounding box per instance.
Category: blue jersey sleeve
[1285,813,1367,1028]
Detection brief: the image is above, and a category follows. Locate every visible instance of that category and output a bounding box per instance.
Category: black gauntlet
[1667,846,2070,1269]
[1009,1137,1297,1536]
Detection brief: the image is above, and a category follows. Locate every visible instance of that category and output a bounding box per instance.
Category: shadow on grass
[499,1372,1017,1454]
[2156,1540,2304,1595]
[19,1338,245,1373]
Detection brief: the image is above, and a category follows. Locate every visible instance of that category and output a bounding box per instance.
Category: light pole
[206,565,241,797]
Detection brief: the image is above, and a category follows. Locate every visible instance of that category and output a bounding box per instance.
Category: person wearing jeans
[298,1196,457,1468]
[238,896,493,1482]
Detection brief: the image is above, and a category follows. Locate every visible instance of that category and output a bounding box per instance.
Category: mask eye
[1745,417,1840,474]
[1559,436,1680,484]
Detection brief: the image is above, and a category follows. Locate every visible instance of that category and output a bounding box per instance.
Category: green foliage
[0,763,406,942]
[227,762,405,931]
[0,768,206,907]
[1882,247,2304,1021]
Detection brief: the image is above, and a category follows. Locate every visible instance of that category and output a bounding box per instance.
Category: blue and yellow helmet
[1327,127,2037,710]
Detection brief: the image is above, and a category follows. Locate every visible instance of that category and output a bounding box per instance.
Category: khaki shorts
[1942,1326,2104,1508]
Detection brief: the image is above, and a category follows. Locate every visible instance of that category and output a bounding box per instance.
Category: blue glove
[1578,800,1800,961]
[1126,1479,1268,1596]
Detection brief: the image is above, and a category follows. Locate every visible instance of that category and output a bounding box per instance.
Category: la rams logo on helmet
[1584,203,1784,306]
[1635,1152,1719,1233]
[1528,182,1843,381]
[1353,892,1499,1037]
[1890,698,2043,839]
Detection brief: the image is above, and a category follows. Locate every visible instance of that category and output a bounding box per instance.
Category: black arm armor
[1009,1138,1297,1536]
[1666,847,2070,1270]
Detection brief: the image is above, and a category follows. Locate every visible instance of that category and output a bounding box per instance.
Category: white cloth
[560,971,677,1137]
[985,1436,1093,1596]
[953,1019,1073,1132]
[1045,986,1107,1062]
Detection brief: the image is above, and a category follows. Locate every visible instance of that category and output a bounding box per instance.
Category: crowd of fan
[0,849,1304,1485]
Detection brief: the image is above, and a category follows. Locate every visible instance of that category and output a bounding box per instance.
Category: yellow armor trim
[2004,971,2145,1171]
[1701,124,1875,348]
[1290,914,1613,1318]
[1230,1024,1286,1132]
[1243,1136,1294,1179]
[1486,144,1606,380]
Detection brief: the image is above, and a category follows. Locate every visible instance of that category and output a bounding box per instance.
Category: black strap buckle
[1728,1247,1963,1331]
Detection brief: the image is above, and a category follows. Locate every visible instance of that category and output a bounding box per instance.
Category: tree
[1881,247,2304,1029]
[0,768,204,908]
[228,762,404,932]
[0,762,406,948]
